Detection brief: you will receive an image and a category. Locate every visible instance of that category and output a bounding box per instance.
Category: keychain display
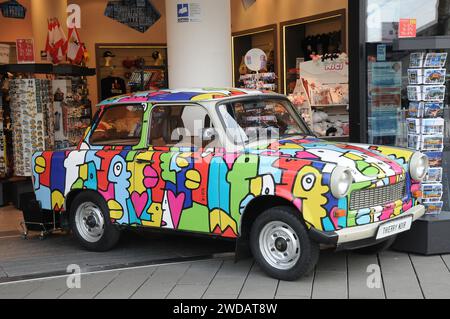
[9,79,54,177]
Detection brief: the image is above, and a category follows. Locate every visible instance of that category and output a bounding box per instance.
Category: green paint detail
[133,103,152,150]
[178,203,210,233]
[227,154,259,222]
[126,151,138,162]
[160,152,176,183]
[350,181,372,192]
[72,178,84,190]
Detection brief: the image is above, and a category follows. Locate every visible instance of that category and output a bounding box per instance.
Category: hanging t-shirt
[101,76,126,101]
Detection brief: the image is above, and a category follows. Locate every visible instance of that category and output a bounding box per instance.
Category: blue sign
[377,44,387,62]
[0,0,26,19]
[177,3,189,18]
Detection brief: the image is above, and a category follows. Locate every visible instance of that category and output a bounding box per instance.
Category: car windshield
[218,98,311,145]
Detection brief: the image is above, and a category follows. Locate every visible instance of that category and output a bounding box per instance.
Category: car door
[132,103,224,235]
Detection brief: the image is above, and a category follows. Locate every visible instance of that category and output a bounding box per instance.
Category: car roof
[97,88,283,106]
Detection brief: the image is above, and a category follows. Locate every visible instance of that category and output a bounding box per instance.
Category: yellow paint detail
[79,164,88,180]
[142,203,163,227]
[190,93,226,101]
[35,156,46,174]
[279,143,303,150]
[51,190,65,211]
[219,211,238,234]
[185,170,201,190]
[176,153,191,168]
[209,209,222,232]
[293,166,330,231]
[344,153,363,161]
[108,200,124,220]
[250,177,262,196]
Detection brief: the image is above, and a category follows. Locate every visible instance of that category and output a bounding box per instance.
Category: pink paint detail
[131,192,148,218]
[99,183,115,201]
[411,183,421,193]
[143,166,159,188]
[118,96,149,103]
[293,198,302,211]
[380,206,394,220]
[329,207,340,229]
[403,200,413,212]
[168,191,185,229]
[295,151,319,160]
[223,154,239,170]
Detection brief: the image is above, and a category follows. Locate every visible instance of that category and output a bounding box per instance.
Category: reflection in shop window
[366,0,440,42]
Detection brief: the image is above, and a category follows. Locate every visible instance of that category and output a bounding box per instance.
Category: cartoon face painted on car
[31,89,426,241]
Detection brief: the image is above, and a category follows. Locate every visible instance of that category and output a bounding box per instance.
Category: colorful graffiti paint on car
[32,88,422,239]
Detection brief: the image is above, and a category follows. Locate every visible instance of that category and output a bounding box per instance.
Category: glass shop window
[90,105,144,146]
[149,105,217,149]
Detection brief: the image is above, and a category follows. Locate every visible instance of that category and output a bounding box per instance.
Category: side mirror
[202,128,216,141]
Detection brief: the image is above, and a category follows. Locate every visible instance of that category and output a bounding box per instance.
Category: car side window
[149,105,218,148]
[90,104,144,146]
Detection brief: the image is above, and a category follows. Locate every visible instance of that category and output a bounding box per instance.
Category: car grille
[349,181,406,211]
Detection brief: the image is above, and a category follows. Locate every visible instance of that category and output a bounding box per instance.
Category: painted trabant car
[31,88,428,280]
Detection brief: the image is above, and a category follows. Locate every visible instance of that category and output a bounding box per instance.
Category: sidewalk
[1,249,450,299]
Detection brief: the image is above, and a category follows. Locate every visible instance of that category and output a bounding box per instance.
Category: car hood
[244,137,407,183]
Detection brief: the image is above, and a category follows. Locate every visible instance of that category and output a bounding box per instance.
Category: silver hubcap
[75,202,105,243]
[259,221,301,270]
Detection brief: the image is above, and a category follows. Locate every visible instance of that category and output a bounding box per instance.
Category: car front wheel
[70,192,121,252]
[250,206,320,281]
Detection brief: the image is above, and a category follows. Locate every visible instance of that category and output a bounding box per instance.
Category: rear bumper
[309,205,426,249]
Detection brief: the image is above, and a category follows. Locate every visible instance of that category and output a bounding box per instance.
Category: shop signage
[0,44,10,64]
[67,4,81,28]
[244,48,267,72]
[177,2,201,23]
[0,0,26,19]
[104,0,161,33]
[377,44,387,62]
[399,19,417,38]
[16,39,35,64]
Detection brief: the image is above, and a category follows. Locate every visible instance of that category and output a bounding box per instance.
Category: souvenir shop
[0,0,449,254]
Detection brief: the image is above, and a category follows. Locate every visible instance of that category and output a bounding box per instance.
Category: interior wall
[231,0,348,90]
[0,0,33,43]
[72,0,167,104]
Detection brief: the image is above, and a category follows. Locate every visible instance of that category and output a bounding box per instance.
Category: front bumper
[309,205,426,249]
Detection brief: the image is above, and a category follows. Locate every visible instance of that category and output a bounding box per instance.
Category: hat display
[103,50,115,58]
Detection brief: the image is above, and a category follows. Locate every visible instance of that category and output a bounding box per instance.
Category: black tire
[250,206,320,281]
[70,191,121,252]
[353,236,397,255]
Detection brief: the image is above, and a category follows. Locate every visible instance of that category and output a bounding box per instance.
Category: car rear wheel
[70,192,121,252]
[250,206,320,281]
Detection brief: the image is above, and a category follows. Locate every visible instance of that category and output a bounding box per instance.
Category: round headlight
[410,152,429,181]
[331,167,353,199]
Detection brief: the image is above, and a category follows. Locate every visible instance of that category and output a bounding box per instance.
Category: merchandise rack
[391,37,450,255]
[0,63,96,207]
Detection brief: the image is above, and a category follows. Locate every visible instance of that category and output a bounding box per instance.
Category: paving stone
[238,264,278,299]
[95,267,157,299]
[275,272,314,299]
[379,251,423,299]
[347,253,385,299]
[25,277,69,299]
[59,271,120,299]
[177,260,223,285]
[131,263,191,299]
[312,251,347,299]
[410,255,450,299]
[166,284,209,299]
[0,280,42,299]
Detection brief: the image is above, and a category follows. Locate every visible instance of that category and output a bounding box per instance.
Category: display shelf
[52,65,96,76]
[393,36,450,51]
[0,64,96,76]
[393,211,450,255]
